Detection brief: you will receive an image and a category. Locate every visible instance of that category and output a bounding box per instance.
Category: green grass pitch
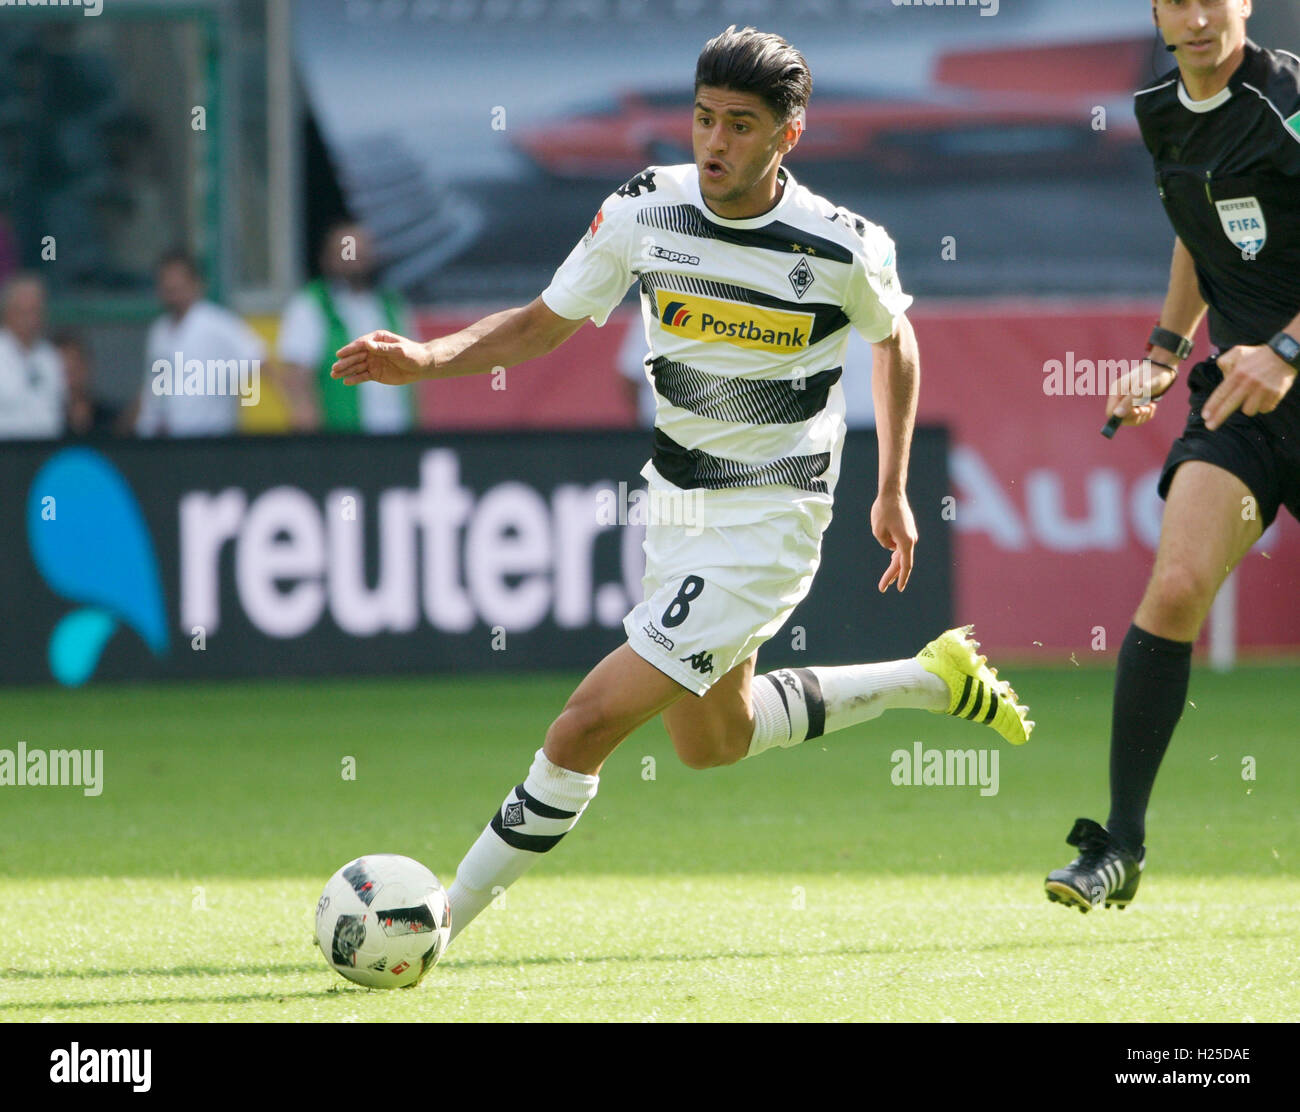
[1,664,1296,1022]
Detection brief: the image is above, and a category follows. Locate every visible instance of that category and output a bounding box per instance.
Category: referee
[1046,0,1300,911]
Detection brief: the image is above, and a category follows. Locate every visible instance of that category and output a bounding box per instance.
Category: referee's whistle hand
[1202,345,1296,431]
[1105,363,1166,428]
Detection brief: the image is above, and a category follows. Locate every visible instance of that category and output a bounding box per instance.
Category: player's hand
[1105,359,1176,428]
[331,330,429,386]
[1202,344,1297,431]
[870,491,917,593]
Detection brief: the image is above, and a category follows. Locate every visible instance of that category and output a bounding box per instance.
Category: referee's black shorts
[1159,356,1300,530]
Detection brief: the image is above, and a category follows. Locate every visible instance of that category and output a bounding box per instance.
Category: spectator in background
[0,273,65,439]
[278,221,414,433]
[127,250,265,437]
[52,330,122,437]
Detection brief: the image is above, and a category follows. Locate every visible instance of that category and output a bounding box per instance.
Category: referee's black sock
[1106,624,1192,854]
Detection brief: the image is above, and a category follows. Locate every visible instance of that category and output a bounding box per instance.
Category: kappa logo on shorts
[680,651,714,675]
[642,622,675,652]
[503,800,525,827]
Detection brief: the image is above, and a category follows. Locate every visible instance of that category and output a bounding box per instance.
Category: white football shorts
[623,485,834,695]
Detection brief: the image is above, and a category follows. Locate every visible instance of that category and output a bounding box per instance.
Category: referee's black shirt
[1135,41,1300,351]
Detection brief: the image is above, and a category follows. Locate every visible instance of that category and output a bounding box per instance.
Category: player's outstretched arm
[330,296,586,386]
[869,313,920,593]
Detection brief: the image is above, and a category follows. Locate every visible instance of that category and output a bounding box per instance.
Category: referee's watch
[1267,330,1300,371]
[1148,325,1194,361]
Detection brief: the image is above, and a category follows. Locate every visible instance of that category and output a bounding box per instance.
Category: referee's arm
[1205,304,1300,430]
[869,313,919,594]
[1109,236,1207,428]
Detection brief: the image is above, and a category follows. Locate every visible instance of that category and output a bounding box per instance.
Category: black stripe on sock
[515,783,577,820]
[964,682,985,721]
[791,668,825,740]
[954,675,974,716]
[982,690,999,724]
[490,811,566,853]
[765,674,793,741]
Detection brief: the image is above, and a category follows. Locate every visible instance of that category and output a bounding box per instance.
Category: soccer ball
[315,854,451,989]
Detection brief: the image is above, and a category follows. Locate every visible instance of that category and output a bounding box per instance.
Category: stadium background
[4,0,1300,690]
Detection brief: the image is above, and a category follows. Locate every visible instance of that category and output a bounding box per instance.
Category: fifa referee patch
[1215,197,1266,255]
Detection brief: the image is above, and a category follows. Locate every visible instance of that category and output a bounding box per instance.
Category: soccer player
[333,26,1032,944]
[1045,0,1300,912]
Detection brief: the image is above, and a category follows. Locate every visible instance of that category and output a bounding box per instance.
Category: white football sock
[747,660,947,758]
[446,748,598,943]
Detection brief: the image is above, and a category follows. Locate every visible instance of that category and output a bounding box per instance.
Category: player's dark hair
[694,26,812,125]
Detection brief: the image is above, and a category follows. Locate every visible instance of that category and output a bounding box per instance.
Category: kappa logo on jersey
[1215,196,1267,255]
[648,245,700,266]
[616,170,657,198]
[680,651,714,675]
[788,257,815,299]
[583,208,604,246]
[658,292,812,353]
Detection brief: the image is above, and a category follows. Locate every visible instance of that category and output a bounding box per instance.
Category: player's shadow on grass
[1,985,347,1013]
[444,924,1298,971]
[1,960,323,981]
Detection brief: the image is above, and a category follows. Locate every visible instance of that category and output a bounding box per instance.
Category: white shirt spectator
[138,301,265,437]
[0,327,65,439]
[278,282,413,433]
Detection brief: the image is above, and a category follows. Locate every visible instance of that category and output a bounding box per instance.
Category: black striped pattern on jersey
[636,204,855,263]
[652,428,831,493]
[651,356,842,425]
[639,271,851,345]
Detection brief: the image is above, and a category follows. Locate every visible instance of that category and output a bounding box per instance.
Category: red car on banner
[512,38,1150,181]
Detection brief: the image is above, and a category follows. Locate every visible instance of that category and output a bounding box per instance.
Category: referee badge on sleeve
[1215,196,1267,256]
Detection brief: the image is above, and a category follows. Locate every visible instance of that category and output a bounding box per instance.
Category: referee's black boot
[1045,818,1144,913]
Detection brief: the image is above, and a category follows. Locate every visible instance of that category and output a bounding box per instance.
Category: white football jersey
[542,164,911,513]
